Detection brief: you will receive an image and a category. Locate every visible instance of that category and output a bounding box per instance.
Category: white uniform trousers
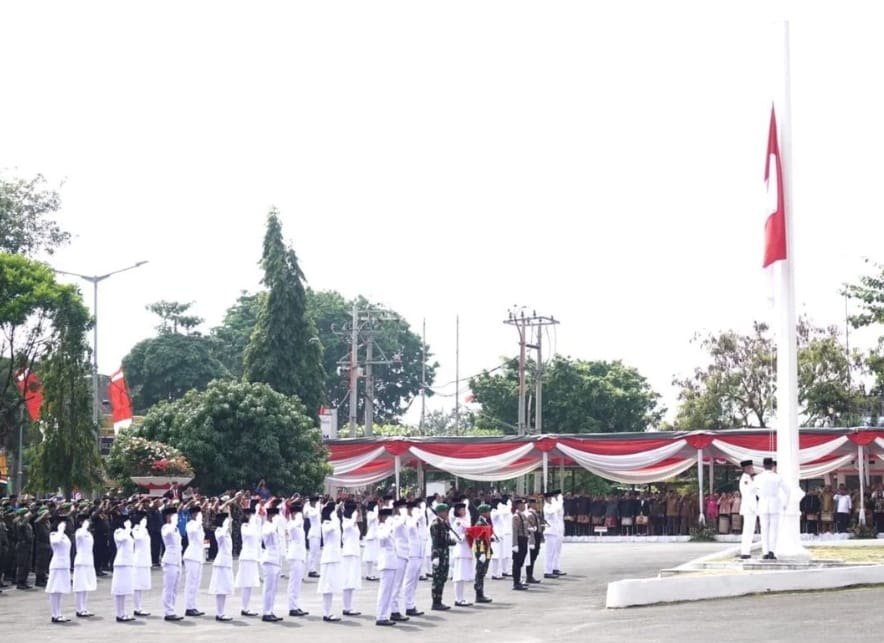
[262,563,280,615]
[403,557,423,610]
[501,533,513,572]
[375,568,396,622]
[544,535,559,574]
[759,512,779,555]
[389,557,407,615]
[162,564,181,616]
[183,560,202,611]
[308,538,321,573]
[740,513,757,556]
[286,560,305,611]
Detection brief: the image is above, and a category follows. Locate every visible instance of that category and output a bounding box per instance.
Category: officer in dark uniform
[0,505,8,590]
[429,503,454,610]
[473,504,493,604]
[15,507,34,589]
[524,497,543,584]
[3,502,17,584]
[33,507,51,586]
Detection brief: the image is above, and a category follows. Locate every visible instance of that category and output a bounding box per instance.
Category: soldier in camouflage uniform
[429,503,454,610]
[15,507,34,589]
[473,504,494,604]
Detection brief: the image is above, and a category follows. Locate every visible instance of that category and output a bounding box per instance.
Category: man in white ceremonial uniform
[285,500,309,617]
[374,508,397,626]
[340,500,363,616]
[755,457,790,560]
[160,506,184,621]
[317,501,344,622]
[499,497,513,578]
[738,459,759,559]
[183,504,205,617]
[46,517,72,623]
[111,518,136,622]
[542,492,562,578]
[402,500,425,617]
[388,499,411,622]
[305,496,322,578]
[131,513,152,617]
[362,501,380,581]
[234,502,262,616]
[260,501,284,622]
[451,502,474,606]
[490,502,505,579]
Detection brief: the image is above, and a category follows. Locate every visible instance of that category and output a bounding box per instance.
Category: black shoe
[308,572,320,578]
[216,615,233,622]
[391,612,410,622]
[261,614,283,622]
[134,610,151,617]
[343,609,361,616]
[323,615,341,622]
[501,573,511,577]
[0,582,8,588]
[366,576,379,581]
[241,609,258,617]
[16,585,33,590]
[544,573,557,579]
[454,600,473,607]
[76,611,94,618]
[96,571,108,577]
[289,608,309,617]
[164,615,183,621]
[405,608,424,616]
[35,581,47,587]
[553,570,566,576]
[116,616,134,622]
[527,577,541,584]
[739,555,751,560]
[513,584,529,590]
[431,603,451,611]
[376,619,396,626]
[768,552,777,560]
[51,616,71,624]
[476,596,492,604]
[185,609,204,617]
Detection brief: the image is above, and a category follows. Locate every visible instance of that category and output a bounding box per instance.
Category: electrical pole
[455,315,460,433]
[505,308,559,436]
[364,333,374,435]
[348,302,359,436]
[419,318,426,433]
[534,324,543,435]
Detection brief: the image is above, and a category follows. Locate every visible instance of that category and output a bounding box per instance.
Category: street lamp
[53,261,149,441]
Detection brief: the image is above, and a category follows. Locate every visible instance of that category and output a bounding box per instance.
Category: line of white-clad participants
[41,490,568,626]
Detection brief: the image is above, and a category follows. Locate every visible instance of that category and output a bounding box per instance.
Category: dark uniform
[430,512,454,608]
[472,511,493,603]
[524,501,542,584]
[3,510,17,583]
[0,510,8,588]
[15,511,34,588]
[33,515,51,586]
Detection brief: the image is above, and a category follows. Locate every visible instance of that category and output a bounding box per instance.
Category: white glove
[478,554,486,563]
[124,519,132,530]
[512,546,518,553]
[223,517,231,531]
[57,522,66,534]
[140,517,148,529]
[432,557,440,568]
[196,513,204,524]
[82,519,90,530]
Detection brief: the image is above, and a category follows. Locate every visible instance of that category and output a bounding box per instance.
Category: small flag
[763,105,787,268]
[108,367,133,433]
[16,370,43,421]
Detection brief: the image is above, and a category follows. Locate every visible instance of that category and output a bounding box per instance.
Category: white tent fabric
[799,453,854,479]
[556,440,686,471]
[579,458,697,485]
[454,459,542,482]
[331,446,388,476]
[408,443,534,477]
[326,463,396,487]
[710,435,848,467]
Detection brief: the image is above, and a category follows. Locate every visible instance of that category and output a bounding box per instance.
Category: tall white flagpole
[774,20,809,561]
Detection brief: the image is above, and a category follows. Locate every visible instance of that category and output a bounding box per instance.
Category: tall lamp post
[53,261,149,440]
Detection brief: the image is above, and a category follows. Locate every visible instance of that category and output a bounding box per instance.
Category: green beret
[16,508,28,516]
[477,504,492,513]
[434,503,450,512]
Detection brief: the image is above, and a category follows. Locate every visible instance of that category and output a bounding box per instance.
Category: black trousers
[149,530,163,566]
[94,536,110,572]
[835,512,850,533]
[526,545,540,580]
[512,537,528,585]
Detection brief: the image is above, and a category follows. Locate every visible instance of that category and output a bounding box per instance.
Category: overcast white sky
[3,3,883,425]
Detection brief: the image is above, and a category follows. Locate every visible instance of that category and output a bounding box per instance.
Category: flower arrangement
[106,433,192,480]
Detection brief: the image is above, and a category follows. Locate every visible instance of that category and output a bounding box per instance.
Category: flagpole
[775,19,809,561]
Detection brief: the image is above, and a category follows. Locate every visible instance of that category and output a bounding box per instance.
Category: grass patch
[806,547,884,563]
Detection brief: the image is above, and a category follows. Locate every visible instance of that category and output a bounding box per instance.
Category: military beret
[434,503,450,512]
[477,504,492,513]
[16,508,28,516]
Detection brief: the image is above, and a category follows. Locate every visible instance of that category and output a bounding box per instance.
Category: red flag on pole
[763,105,787,268]
[108,367,133,432]
[16,370,43,421]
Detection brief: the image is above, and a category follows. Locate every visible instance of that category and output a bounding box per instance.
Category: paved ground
[3,542,883,642]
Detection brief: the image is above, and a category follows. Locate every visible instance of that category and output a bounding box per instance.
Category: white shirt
[262,516,282,567]
[319,517,341,564]
[132,524,152,567]
[739,472,758,515]
[304,503,321,540]
[239,519,261,561]
[285,514,306,562]
[341,515,360,557]
[113,527,135,567]
[392,512,409,559]
[214,521,233,568]
[183,518,204,562]
[161,523,181,565]
[835,493,853,513]
[754,470,790,515]
[376,520,397,571]
[49,530,71,570]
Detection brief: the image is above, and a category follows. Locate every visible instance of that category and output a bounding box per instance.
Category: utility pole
[505,308,559,436]
[454,315,460,433]
[504,308,530,435]
[364,333,374,435]
[534,324,543,434]
[419,318,427,433]
[348,302,359,436]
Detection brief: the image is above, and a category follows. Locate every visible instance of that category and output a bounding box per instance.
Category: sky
[3,3,884,426]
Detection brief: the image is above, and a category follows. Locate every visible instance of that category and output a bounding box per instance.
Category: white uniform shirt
[739,472,758,515]
[262,517,282,567]
[183,518,204,562]
[376,520,397,571]
[239,519,261,561]
[755,470,789,515]
[285,514,307,562]
[161,522,181,565]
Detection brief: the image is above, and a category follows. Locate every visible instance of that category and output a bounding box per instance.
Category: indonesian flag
[108,367,133,433]
[763,105,787,268]
[16,369,43,421]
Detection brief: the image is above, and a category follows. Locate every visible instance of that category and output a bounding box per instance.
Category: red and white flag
[108,367,133,433]
[16,369,43,421]
[763,105,787,268]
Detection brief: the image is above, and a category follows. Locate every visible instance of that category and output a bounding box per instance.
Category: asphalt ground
[3,542,883,643]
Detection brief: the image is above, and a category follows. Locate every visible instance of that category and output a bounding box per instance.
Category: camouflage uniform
[430,517,452,606]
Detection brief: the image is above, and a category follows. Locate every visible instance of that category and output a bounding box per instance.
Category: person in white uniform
[285,500,309,617]
[490,502,505,579]
[374,507,397,626]
[317,501,343,622]
[46,515,72,623]
[111,518,135,622]
[72,513,97,618]
[450,502,475,606]
[183,504,205,616]
[208,511,235,622]
[340,500,363,616]
[234,502,262,617]
[543,491,563,578]
[130,513,152,617]
[260,501,284,622]
[362,501,380,581]
[388,499,411,622]
[498,498,513,578]
[755,457,790,560]
[160,506,184,621]
[738,459,759,559]
[403,499,425,617]
[304,496,322,578]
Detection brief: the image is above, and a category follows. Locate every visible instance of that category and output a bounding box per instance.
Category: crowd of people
[0,483,569,626]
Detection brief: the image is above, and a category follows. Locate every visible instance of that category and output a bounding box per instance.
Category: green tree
[243,209,324,416]
[122,333,231,413]
[137,379,329,493]
[146,300,204,335]
[0,172,69,257]
[470,356,663,434]
[210,291,263,378]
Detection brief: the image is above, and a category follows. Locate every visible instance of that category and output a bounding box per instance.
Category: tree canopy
[0,172,69,257]
[137,379,329,493]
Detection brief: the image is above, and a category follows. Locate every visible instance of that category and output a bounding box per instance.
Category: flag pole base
[775,485,810,562]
